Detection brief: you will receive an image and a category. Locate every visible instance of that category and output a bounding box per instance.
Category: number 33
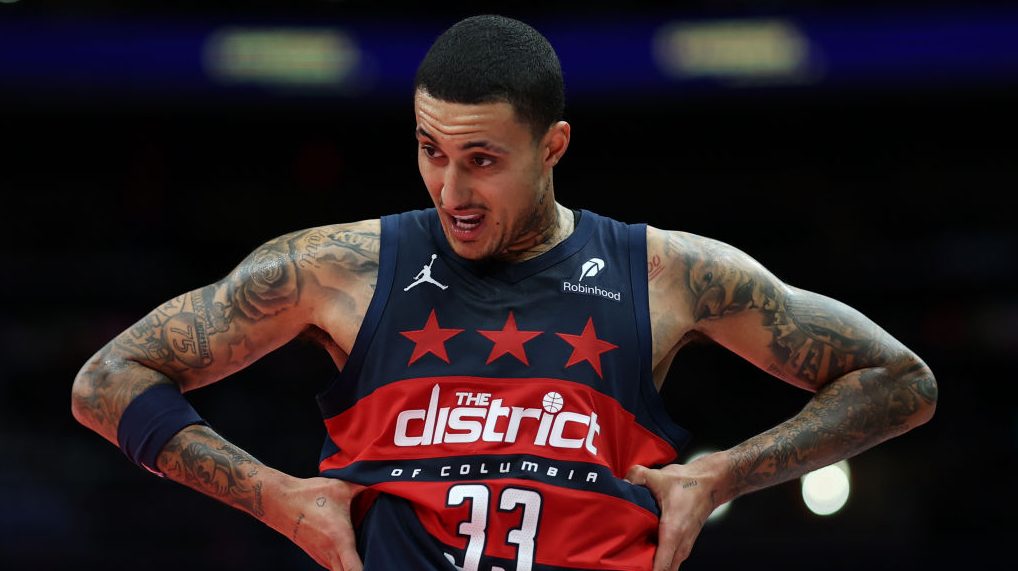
[445,484,543,571]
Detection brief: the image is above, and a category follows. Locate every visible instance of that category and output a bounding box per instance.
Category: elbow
[71,345,176,438]
[70,377,98,428]
[70,344,122,430]
[70,386,86,426]
[917,368,938,425]
[903,358,938,428]
[70,352,103,428]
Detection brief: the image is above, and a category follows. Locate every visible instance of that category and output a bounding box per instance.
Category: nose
[440,164,472,209]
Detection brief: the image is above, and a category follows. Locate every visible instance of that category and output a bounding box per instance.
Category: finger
[668,517,705,571]
[654,544,678,571]
[625,464,648,484]
[335,521,363,571]
[653,518,680,571]
[628,465,670,500]
[667,537,692,569]
[659,527,697,571]
[338,551,363,571]
[328,548,363,571]
[666,539,691,571]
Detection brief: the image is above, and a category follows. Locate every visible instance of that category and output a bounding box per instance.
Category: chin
[448,239,492,261]
[440,225,489,260]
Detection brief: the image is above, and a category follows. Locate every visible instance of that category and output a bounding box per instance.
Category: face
[414,89,569,261]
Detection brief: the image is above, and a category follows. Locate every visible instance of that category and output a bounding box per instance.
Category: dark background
[1,1,1015,570]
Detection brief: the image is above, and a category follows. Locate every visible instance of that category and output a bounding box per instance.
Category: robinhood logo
[563,257,621,302]
[578,258,605,282]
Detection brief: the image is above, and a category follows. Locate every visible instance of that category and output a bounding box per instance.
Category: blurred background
[2,0,1016,569]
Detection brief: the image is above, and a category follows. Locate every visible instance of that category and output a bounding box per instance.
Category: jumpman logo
[404,253,449,291]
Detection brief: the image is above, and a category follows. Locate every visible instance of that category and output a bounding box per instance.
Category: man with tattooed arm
[71,15,937,571]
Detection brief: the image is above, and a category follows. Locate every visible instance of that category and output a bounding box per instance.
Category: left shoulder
[646,225,728,370]
[646,224,784,321]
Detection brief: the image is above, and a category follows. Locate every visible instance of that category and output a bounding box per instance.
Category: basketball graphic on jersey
[542,391,564,413]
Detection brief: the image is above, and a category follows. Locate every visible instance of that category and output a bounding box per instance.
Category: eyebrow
[416,127,509,155]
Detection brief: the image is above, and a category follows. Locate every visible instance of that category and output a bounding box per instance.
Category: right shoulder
[295,218,382,271]
[280,218,382,285]
[231,219,382,315]
[241,218,381,270]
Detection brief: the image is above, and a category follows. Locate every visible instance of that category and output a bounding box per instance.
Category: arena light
[801,460,850,516]
[204,27,361,89]
[685,449,732,523]
[653,19,814,83]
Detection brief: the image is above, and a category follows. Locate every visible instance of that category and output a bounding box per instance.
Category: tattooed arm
[70,220,380,571]
[630,225,938,571]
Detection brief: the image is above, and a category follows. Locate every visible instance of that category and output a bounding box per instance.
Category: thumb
[625,464,649,485]
[337,549,363,571]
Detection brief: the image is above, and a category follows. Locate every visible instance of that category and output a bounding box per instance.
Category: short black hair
[414,15,565,141]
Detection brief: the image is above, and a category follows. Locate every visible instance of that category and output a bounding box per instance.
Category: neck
[497,197,574,264]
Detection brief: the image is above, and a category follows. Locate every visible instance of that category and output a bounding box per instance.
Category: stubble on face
[495,177,569,262]
[414,90,566,263]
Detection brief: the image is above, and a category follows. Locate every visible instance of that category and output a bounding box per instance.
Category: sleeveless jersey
[316,208,691,571]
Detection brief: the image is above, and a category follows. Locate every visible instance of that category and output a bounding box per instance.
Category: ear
[542,121,571,170]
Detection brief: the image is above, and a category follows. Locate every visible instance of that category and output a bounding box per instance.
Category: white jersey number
[444,484,543,571]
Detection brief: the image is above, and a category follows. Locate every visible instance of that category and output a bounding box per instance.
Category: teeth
[453,214,482,229]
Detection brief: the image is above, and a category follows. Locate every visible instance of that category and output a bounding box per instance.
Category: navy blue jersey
[316,208,690,570]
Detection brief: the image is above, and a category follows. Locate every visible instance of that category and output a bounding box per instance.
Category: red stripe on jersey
[320,376,677,476]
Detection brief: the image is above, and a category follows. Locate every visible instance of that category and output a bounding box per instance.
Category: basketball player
[71,15,937,571]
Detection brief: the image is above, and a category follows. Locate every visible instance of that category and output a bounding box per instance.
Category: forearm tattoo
[157,425,266,518]
[725,359,936,498]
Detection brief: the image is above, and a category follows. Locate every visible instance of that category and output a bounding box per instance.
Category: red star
[556,317,618,379]
[477,311,543,365]
[400,309,464,365]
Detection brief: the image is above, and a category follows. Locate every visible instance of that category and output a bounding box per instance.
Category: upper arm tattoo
[764,289,893,389]
[73,222,381,438]
[667,231,897,390]
[313,225,381,287]
[124,223,379,376]
[116,229,308,378]
[230,237,302,321]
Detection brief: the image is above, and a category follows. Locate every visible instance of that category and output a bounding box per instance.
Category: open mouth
[452,213,484,231]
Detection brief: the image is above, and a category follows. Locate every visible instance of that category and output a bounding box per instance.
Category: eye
[471,155,495,168]
[420,143,444,159]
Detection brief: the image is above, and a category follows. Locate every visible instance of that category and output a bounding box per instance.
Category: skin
[414,90,572,262]
[71,88,937,571]
[633,229,938,570]
[72,224,378,571]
